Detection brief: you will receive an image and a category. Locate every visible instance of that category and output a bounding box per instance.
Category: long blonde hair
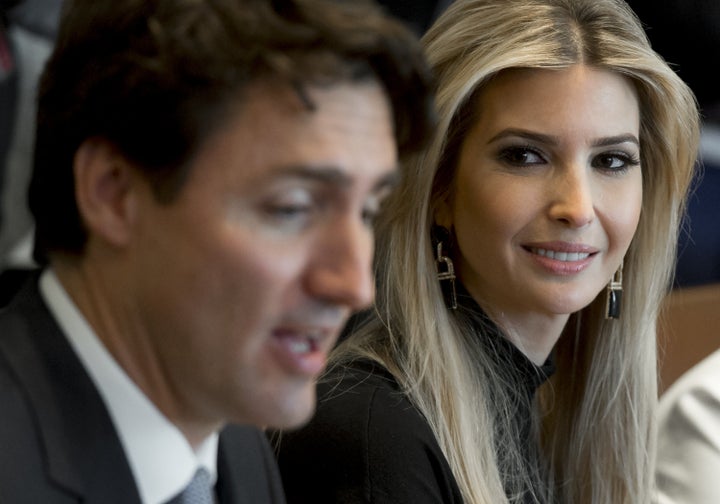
[332,0,699,502]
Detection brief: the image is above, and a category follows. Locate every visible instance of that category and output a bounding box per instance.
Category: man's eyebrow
[272,165,353,186]
[270,165,400,191]
[488,128,640,148]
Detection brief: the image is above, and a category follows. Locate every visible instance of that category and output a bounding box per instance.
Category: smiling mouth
[528,247,591,262]
[275,330,323,355]
[271,326,339,377]
[288,334,320,354]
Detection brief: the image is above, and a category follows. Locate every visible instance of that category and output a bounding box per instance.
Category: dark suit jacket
[0,273,286,503]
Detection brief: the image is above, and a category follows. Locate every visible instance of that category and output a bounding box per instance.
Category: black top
[273,286,554,504]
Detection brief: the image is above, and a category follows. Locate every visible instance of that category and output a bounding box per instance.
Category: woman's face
[436,65,642,326]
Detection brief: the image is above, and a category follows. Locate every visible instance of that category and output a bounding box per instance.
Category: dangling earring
[433,226,458,310]
[605,263,623,320]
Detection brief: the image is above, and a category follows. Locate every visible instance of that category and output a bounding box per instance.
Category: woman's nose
[547,166,596,228]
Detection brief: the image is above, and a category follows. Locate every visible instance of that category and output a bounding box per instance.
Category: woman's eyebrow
[487,128,640,148]
[487,128,558,146]
[591,134,640,148]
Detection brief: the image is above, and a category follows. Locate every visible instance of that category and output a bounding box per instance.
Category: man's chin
[261,389,318,431]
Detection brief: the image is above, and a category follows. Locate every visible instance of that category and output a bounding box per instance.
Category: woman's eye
[592,152,640,173]
[498,146,546,166]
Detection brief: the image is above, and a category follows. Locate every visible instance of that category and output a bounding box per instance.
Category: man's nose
[305,216,375,311]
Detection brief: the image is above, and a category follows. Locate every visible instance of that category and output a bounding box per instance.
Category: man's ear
[73,138,137,248]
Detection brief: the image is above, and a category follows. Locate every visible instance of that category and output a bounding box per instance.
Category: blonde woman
[273,0,699,502]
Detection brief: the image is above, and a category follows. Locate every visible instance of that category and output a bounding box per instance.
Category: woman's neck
[480,306,569,366]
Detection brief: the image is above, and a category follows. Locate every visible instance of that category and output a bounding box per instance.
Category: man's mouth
[270,325,339,376]
[275,330,323,355]
[272,325,338,355]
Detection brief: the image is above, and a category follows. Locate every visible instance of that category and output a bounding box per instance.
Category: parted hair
[333,0,700,503]
[29,0,435,264]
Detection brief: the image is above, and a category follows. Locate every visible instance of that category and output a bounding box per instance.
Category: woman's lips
[528,247,591,262]
[522,243,599,275]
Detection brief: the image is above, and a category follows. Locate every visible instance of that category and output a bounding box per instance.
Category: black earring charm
[433,226,458,310]
[605,264,623,320]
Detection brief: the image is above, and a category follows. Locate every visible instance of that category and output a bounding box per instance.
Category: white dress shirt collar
[40,269,219,504]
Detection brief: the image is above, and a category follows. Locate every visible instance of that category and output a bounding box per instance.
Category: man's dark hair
[29,0,435,264]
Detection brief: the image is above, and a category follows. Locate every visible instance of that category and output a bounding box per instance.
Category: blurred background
[0,0,61,280]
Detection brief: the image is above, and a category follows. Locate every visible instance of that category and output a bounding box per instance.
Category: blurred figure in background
[0,1,21,234]
[656,348,720,503]
[0,0,62,304]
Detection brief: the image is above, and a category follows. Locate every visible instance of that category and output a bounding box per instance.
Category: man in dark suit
[0,0,434,502]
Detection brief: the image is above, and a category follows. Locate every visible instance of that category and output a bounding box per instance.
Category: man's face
[126,80,397,430]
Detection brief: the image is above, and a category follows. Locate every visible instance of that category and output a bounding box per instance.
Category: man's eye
[361,191,391,227]
[266,204,311,219]
[263,188,315,223]
[361,207,378,226]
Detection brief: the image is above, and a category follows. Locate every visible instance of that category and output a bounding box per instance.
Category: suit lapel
[216,425,286,504]
[0,275,142,503]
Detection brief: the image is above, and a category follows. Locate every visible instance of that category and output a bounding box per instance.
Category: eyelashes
[497,145,545,166]
[496,145,640,174]
[590,151,640,174]
[261,192,388,229]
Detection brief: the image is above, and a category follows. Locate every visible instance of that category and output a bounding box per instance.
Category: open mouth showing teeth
[529,247,591,261]
[278,331,322,355]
